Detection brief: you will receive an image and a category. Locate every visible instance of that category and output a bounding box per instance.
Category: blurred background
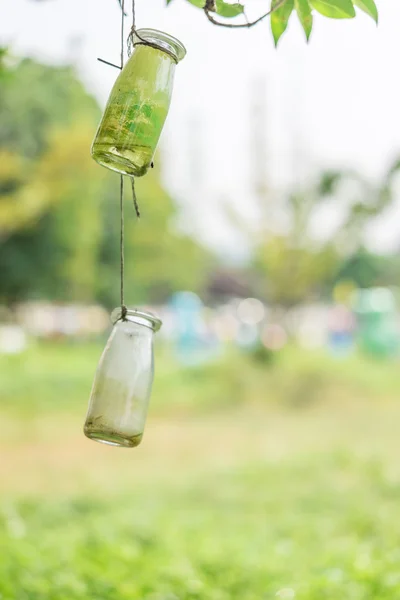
[2,0,400,598]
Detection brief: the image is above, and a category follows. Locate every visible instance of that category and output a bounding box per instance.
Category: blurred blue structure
[169,292,220,365]
[327,304,355,356]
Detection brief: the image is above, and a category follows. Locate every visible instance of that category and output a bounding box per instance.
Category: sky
[2,0,400,257]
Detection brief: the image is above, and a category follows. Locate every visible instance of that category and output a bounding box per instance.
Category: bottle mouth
[133,28,186,63]
[111,307,162,332]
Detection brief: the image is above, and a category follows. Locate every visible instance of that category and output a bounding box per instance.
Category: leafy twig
[204,0,288,28]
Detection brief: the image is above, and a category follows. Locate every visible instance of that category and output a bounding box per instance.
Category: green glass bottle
[91,29,186,177]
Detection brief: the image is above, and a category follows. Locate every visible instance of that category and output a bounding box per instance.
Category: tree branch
[204,0,288,29]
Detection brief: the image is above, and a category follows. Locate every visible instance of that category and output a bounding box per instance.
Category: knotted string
[127,30,178,63]
[127,0,177,62]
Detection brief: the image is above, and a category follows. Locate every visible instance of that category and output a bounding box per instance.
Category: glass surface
[84,310,161,448]
[91,29,185,177]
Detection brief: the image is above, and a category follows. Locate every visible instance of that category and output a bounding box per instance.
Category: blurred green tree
[336,249,400,290]
[0,56,102,302]
[251,166,400,307]
[0,57,99,159]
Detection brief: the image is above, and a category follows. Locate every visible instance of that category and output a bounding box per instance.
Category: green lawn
[1,341,400,599]
[2,340,400,415]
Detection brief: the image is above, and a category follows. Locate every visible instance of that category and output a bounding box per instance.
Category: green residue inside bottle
[91,46,174,177]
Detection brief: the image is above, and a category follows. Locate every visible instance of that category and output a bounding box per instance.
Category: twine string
[99,0,146,319]
[120,0,127,320]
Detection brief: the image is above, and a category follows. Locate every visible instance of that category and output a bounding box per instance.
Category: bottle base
[84,427,143,448]
[92,144,152,177]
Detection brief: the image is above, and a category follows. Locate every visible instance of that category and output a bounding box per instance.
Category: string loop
[127,29,178,63]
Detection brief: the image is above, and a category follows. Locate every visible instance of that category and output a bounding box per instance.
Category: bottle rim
[111,307,162,332]
[133,28,186,63]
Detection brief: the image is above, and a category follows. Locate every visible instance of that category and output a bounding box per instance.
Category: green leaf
[295,0,313,40]
[271,0,294,47]
[215,0,244,17]
[185,0,206,7]
[309,0,355,18]
[353,0,378,22]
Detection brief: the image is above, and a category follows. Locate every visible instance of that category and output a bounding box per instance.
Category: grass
[2,339,400,416]
[2,454,400,599]
[2,341,400,598]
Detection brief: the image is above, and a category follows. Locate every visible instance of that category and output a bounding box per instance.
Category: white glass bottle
[84,308,162,448]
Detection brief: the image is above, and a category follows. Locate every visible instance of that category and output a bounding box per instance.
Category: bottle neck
[133,41,178,64]
[133,28,186,64]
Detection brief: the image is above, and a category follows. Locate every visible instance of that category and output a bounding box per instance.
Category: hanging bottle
[84,308,162,448]
[91,28,186,177]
